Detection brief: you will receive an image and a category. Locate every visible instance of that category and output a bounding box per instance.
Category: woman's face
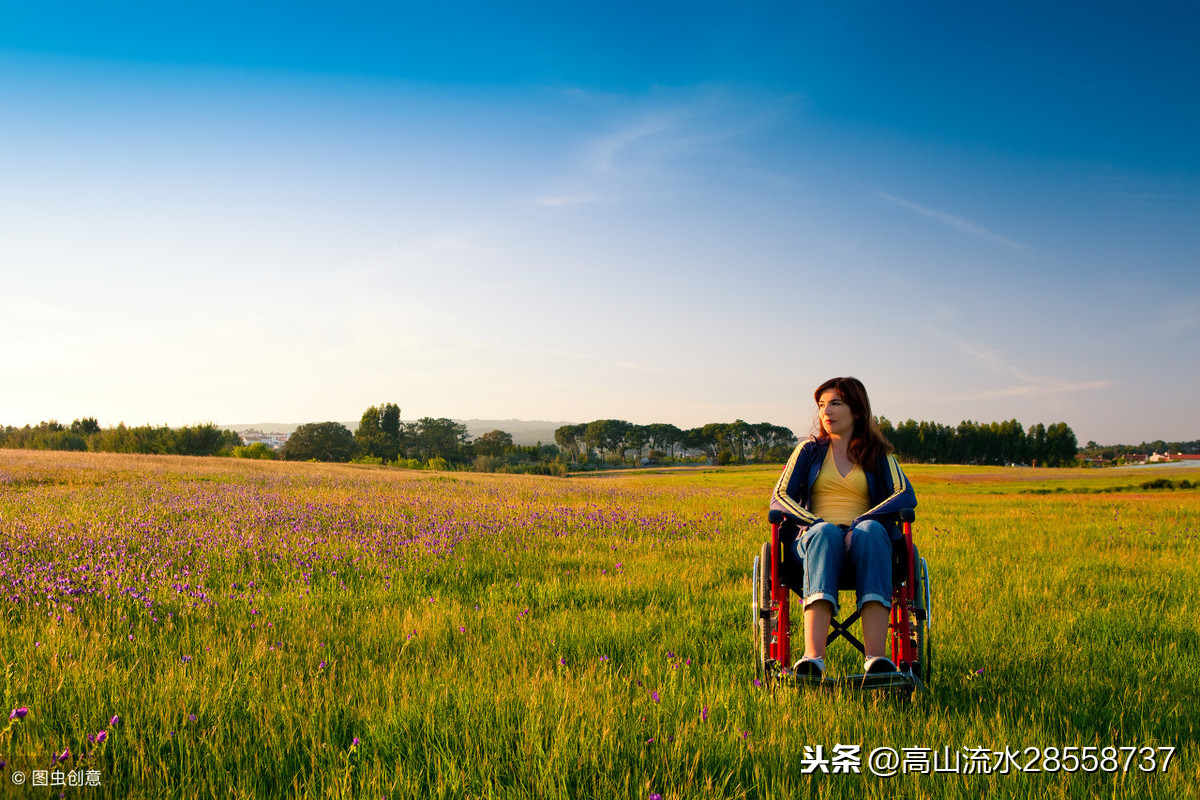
[817,388,857,438]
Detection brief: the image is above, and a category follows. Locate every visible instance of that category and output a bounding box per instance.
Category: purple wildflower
[110,715,120,727]
[57,748,70,763]
[651,691,660,704]
[351,737,361,748]
[9,707,28,721]
[96,730,108,744]
[701,705,709,723]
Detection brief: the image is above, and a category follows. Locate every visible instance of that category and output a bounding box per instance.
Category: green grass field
[1,451,1197,798]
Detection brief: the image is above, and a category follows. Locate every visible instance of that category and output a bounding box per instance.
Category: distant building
[240,430,289,450]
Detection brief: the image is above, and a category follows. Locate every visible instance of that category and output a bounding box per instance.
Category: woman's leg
[848,520,893,659]
[859,602,889,659]
[804,600,835,660]
[794,522,845,659]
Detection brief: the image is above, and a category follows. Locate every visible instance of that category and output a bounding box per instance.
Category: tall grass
[0,452,1196,798]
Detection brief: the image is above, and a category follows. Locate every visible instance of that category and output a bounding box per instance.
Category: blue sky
[2,1,1197,445]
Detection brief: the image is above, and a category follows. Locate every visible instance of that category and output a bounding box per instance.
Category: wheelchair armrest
[768,507,912,525]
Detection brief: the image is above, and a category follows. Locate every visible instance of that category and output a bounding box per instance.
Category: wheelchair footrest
[784,671,925,693]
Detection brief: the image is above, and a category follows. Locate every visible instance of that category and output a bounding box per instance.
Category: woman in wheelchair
[770,377,917,680]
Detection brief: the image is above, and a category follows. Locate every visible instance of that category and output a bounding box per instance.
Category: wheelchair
[752,508,932,692]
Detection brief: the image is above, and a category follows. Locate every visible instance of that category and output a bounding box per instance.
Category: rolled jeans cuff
[857,592,892,611]
[802,591,840,616]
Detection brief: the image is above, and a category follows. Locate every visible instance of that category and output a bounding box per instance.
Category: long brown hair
[813,376,893,471]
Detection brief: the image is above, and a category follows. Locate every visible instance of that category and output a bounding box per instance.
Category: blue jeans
[789,520,892,615]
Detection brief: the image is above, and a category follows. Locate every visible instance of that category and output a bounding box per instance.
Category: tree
[474,429,513,458]
[1028,423,1047,466]
[381,404,401,450]
[644,423,684,458]
[1044,422,1078,467]
[623,425,650,461]
[70,417,101,436]
[282,422,358,462]
[355,403,402,462]
[585,419,632,462]
[683,425,723,462]
[995,419,1026,465]
[747,422,797,462]
[725,420,750,463]
[355,406,383,454]
[173,423,241,456]
[555,424,587,463]
[411,418,469,462]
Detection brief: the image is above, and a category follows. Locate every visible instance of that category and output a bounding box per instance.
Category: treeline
[0,419,242,456]
[1078,439,1200,463]
[280,405,800,474]
[4,409,1103,471]
[282,411,480,469]
[880,418,1079,467]
[553,420,798,466]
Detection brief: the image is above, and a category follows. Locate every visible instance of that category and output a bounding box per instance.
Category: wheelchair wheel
[751,551,762,678]
[756,541,773,678]
[921,554,933,683]
[913,549,932,684]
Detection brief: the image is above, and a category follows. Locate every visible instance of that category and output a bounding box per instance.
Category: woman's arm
[857,454,917,523]
[770,440,822,527]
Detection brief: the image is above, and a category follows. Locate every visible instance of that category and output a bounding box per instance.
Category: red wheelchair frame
[754,508,931,689]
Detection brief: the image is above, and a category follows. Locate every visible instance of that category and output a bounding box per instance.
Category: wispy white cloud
[560,86,796,189]
[495,341,667,375]
[950,380,1112,401]
[1153,296,1200,337]
[531,194,606,208]
[588,115,678,172]
[419,232,499,256]
[875,191,1024,250]
[923,326,1112,400]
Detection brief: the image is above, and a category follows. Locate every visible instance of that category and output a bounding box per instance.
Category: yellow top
[811,451,870,526]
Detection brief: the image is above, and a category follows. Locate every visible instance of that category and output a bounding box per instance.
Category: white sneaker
[793,657,825,678]
[864,656,897,674]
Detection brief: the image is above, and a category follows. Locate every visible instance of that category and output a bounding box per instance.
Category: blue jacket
[770,437,916,531]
